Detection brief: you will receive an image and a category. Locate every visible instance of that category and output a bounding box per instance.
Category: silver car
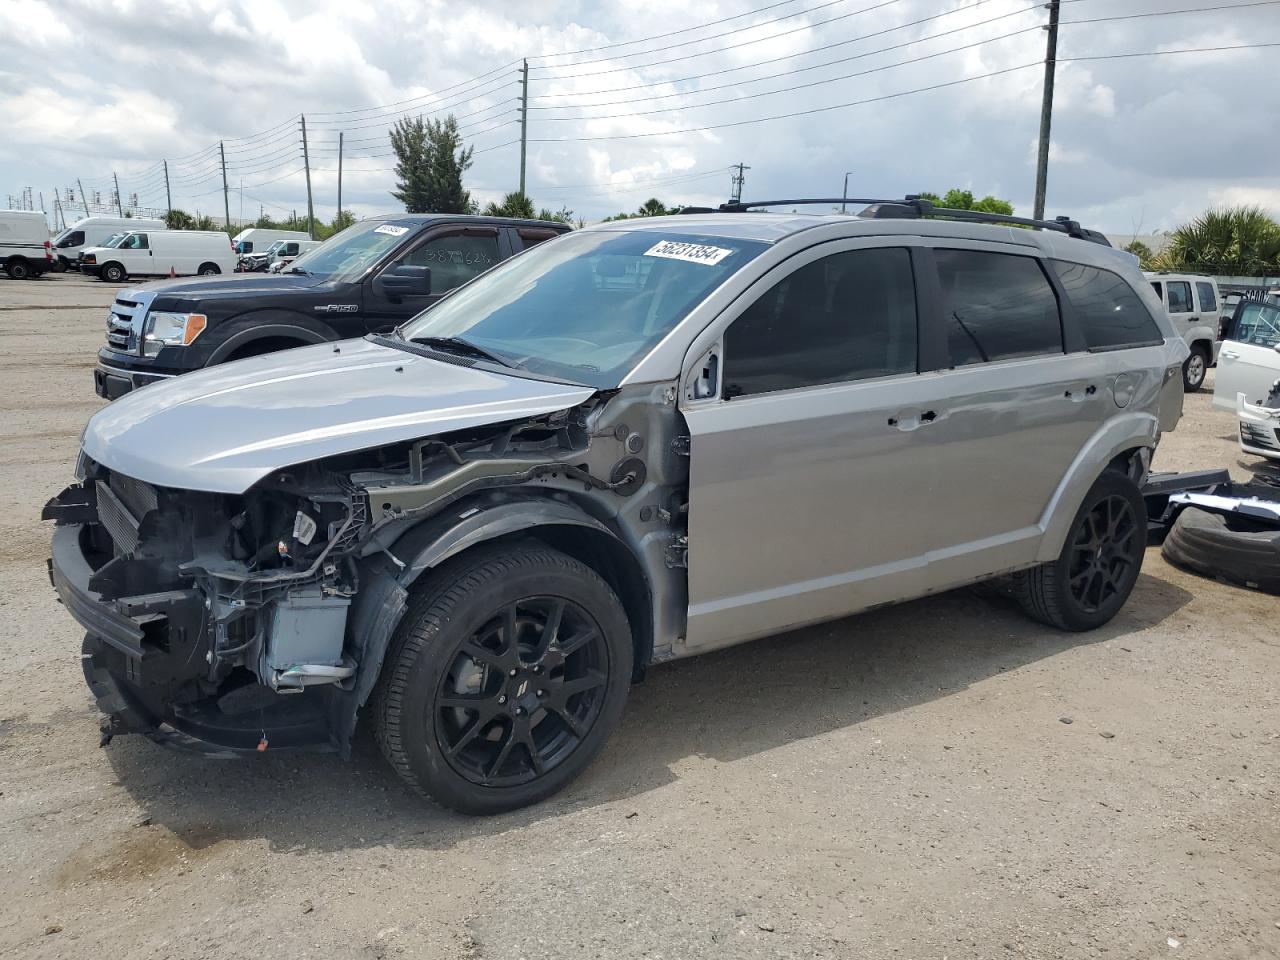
[46,200,1188,813]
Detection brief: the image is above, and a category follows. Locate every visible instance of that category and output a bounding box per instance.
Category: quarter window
[402,231,500,292]
[518,228,561,250]
[1195,281,1217,313]
[723,247,917,397]
[1166,280,1193,313]
[935,249,1062,366]
[1051,261,1163,350]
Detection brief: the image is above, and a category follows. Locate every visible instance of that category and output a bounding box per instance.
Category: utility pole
[519,59,529,197]
[729,162,750,203]
[219,141,231,231]
[76,178,89,218]
[336,131,344,220]
[1033,0,1060,221]
[300,114,315,239]
[112,172,123,216]
[163,159,172,218]
[841,171,853,214]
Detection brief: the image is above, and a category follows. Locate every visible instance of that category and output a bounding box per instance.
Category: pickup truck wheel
[198,262,220,275]
[5,257,30,280]
[1182,346,1208,392]
[101,262,126,283]
[1161,506,1280,594]
[1014,471,1146,631]
[374,545,633,814]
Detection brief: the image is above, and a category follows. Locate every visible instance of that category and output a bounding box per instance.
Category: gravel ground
[1,273,1277,960]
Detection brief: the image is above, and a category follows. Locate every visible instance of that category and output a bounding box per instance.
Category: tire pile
[1162,478,1280,595]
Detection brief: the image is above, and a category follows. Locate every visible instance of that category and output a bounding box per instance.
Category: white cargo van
[1145,272,1221,392]
[0,210,54,280]
[80,231,236,282]
[231,228,311,255]
[52,216,166,270]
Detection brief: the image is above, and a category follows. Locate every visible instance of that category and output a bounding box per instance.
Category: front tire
[101,262,126,283]
[375,544,633,814]
[1182,346,1208,392]
[198,262,220,275]
[1014,470,1146,631]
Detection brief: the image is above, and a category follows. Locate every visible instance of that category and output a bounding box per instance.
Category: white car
[1214,297,1280,460]
[80,230,236,282]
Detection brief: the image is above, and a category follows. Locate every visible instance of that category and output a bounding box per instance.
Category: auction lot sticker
[374,224,410,237]
[644,240,733,265]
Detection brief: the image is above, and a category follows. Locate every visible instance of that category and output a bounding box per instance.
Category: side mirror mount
[691,351,719,400]
[377,264,432,300]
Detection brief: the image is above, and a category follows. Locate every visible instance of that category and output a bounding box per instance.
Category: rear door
[1214,300,1280,409]
[361,225,501,333]
[682,239,934,648]
[913,243,1102,585]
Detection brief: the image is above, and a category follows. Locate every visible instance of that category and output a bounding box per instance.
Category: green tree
[1123,239,1157,270]
[602,198,681,221]
[390,115,474,214]
[331,209,356,233]
[1158,206,1280,275]
[918,188,1013,215]
[165,209,195,230]
[482,191,535,218]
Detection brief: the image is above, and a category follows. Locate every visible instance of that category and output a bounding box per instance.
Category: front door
[362,226,502,333]
[1214,299,1280,410]
[681,240,933,649]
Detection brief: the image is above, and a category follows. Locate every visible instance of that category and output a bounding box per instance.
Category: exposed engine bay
[45,384,688,754]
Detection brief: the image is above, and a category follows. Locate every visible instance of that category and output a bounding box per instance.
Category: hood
[137,272,332,303]
[82,338,596,494]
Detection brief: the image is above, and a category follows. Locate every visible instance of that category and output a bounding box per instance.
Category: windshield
[265,240,285,255]
[287,219,417,282]
[99,232,126,248]
[399,230,768,388]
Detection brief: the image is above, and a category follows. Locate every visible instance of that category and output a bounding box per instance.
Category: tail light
[43,240,53,260]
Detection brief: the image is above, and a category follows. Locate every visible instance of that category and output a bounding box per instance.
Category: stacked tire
[1162,498,1280,595]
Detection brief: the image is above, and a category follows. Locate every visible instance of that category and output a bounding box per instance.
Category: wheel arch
[1035,413,1159,563]
[389,496,654,679]
[207,319,335,364]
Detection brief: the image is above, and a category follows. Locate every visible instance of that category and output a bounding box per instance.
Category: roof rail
[679,196,1111,247]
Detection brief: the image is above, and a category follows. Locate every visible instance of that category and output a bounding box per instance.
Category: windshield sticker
[374,224,409,237]
[643,240,733,266]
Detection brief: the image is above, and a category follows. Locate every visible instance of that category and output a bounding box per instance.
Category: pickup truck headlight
[142,312,207,356]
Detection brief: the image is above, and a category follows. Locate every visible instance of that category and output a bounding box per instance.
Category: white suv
[1145,272,1221,391]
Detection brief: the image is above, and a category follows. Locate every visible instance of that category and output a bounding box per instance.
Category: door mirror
[377,264,432,299]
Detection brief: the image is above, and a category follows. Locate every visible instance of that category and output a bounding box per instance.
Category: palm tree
[1158,206,1280,275]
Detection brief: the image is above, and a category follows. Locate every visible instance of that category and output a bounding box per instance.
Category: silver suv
[46,198,1188,814]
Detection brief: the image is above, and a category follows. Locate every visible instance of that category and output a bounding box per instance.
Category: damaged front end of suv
[46,352,688,756]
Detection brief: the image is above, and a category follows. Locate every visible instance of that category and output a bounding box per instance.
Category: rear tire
[374,544,633,814]
[1182,345,1209,392]
[5,257,30,280]
[101,262,126,283]
[198,263,220,275]
[1014,470,1147,631]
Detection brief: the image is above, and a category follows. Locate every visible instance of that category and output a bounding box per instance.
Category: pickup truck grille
[103,291,155,354]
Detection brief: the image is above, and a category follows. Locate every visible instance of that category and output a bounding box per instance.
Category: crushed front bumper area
[46,498,336,755]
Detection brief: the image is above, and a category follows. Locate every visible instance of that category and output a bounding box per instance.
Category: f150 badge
[314,304,359,313]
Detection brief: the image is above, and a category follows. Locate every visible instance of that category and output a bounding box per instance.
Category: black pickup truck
[94,214,569,399]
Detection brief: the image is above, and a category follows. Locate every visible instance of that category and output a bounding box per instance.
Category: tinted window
[518,228,561,250]
[936,249,1062,365]
[1052,261,1163,350]
[1231,302,1280,348]
[1166,280,1192,313]
[724,248,917,397]
[403,231,500,292]
[1195,281,1217,312]
[1150,281,1163,298]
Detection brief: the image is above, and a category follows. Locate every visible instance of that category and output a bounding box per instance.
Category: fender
[207,315,337,363]
[1035,411,1159,562]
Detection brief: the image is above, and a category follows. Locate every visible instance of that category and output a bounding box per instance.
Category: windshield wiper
[287,267,311,275]
[409,335,519,369]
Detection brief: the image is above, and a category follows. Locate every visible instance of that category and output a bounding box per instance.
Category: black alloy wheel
[1065,492,1141,614]
[436,596,609,788]
[1015,470,1147,631]
[375,545,633,814]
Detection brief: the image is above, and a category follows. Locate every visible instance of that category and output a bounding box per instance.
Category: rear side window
[1166,280,1192,313]
[518,228,561,250]
[935,249,1062,366]
[1051,261,1163,350]
[725,247,917,396]
[1195,281,1217,312]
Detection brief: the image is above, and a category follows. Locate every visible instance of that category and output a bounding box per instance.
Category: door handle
[888,410,940,430]
[919,409,938,423]
[1220,349,1239,360]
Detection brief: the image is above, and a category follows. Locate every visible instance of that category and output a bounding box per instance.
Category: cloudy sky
[3,0,1278,231]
